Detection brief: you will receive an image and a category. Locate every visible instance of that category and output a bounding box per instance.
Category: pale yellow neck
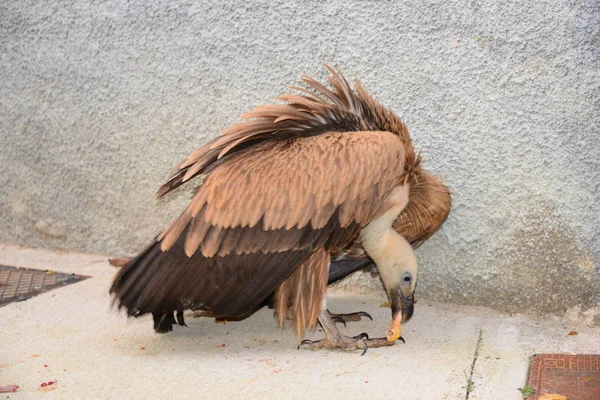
[359,184,417,292]
[360,185,409,257]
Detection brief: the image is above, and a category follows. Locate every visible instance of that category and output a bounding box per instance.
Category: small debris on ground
[39,380,57,391]
[567,330,578,336]
[0,385,19,393]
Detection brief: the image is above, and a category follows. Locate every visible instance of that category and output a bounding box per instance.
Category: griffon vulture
[110,65,449,353]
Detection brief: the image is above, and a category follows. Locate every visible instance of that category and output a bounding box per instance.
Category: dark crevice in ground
[465,329,483,400]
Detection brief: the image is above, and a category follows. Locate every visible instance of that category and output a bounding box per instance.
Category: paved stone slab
[0,244,598,400]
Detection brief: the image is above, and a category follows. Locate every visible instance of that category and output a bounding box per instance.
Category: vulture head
[359,184,419,342]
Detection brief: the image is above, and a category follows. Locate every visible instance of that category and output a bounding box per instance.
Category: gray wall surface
[1,1,599,319]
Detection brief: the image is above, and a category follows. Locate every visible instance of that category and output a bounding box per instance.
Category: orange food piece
[386,323,401,342]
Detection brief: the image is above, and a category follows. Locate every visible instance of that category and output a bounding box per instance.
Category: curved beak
[385,287,415,342]
[400,292,415,323]
[390,287,415,325]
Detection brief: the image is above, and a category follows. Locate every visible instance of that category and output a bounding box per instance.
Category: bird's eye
[402,272,412,283]
[403,276,411,282]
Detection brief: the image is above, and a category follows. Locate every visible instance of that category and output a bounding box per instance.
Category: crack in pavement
[465,329,483,400]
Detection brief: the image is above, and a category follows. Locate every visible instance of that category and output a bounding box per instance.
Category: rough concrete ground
[0,243,598,400]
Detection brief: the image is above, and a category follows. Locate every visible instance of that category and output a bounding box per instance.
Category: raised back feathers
[156,65,420,199]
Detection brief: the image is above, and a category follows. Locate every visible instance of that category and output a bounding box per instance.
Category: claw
[398,336,405,344]
[357,311,373,321]
[329,311,373,323]
[298,339,313,349]
[360,341,368,356]
[354,332,369,340]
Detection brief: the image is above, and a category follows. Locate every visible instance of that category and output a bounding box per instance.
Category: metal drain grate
[526,354,600,399]
[0,264,89,307]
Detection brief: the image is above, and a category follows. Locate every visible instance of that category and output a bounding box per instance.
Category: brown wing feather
[110,130,405,338]
[159,131,403,257]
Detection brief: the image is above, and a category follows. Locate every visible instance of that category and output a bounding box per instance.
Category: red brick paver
[527,354,600,400]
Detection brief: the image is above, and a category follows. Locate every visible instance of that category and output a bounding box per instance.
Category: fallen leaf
[380,302,391,308]
[108,257,131,267]
[0,385,19,393]
[567,330,578,336]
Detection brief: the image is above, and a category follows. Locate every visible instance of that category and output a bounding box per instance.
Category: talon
[328,310,373,323]
[332,316,347,327]
[398,336,405,344]
[357,311,373,321]
[355,332,369,340]
[299,339,313,349]
[360,341,368,356]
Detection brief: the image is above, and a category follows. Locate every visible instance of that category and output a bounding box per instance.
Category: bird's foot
[298,310,401,355]
[299,333,395,355]
[329,310,373,326]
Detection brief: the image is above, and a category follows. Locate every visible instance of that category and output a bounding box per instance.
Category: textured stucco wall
[1,1,598,318]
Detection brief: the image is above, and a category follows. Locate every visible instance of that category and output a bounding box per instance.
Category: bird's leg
[328,309,373,327]
[299,310,396,355]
